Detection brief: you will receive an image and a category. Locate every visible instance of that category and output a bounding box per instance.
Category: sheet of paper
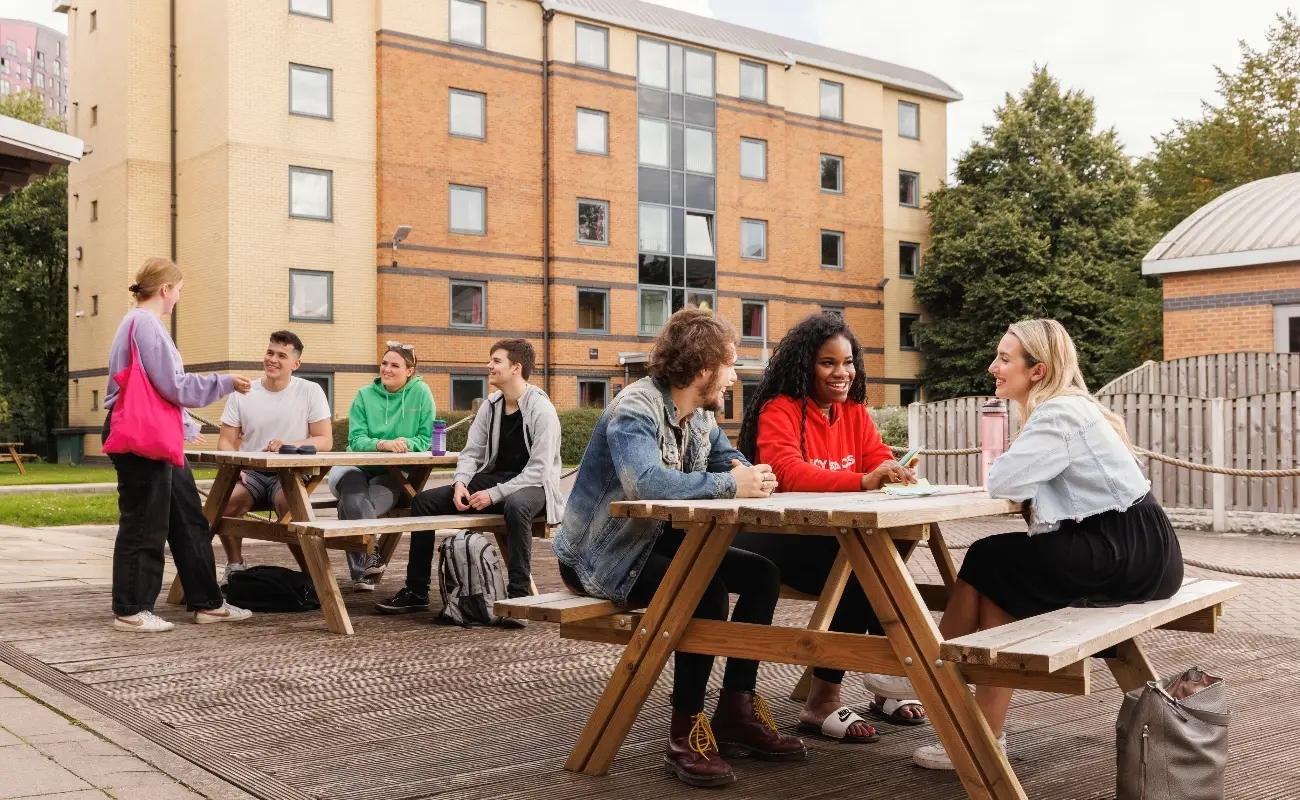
[883,477,941,496]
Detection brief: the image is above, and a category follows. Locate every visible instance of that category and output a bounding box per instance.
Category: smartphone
[897,446,922,469]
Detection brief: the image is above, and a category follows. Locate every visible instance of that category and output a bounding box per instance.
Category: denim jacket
[987,395,1149,535]
[551,376,745,605]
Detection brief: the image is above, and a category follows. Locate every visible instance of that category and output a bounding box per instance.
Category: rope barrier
[889,445,982,457]
[1130,447,1300,478]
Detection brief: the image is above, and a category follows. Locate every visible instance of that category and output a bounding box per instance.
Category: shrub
[870,406,909,449]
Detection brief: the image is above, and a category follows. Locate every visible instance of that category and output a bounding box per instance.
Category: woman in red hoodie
[735,312,924,743]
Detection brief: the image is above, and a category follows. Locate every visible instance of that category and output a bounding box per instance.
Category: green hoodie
[347,376,436,464]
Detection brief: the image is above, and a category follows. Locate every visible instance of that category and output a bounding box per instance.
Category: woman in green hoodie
[327,342,435,590]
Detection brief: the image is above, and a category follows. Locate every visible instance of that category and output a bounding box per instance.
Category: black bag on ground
[436,530,507,627]
[223,565,321,612]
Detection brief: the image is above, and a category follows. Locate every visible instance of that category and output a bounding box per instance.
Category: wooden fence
[1096,352,1300,398]
[908,391,1300,520]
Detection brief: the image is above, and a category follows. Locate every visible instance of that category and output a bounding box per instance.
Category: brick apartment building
[1144,173,1300,358]
[0,17,68,119]
[60,0,958,456]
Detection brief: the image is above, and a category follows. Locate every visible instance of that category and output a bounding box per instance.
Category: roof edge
[1142,243,1300,276]
[0,115,83,164]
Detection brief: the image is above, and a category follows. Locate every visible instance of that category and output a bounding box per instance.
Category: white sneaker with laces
[361,553,387,578]
[913,732,1007,770]
[862,672,916,700]
[113,610,175,633]
[220,561,248,586]
[194,602,253,625]
[353,577,377,592]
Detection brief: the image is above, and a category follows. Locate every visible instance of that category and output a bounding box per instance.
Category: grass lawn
[0,462,216,486]
[0,492,120,527]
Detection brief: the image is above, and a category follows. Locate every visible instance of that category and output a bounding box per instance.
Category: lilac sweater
[104,309,234,440]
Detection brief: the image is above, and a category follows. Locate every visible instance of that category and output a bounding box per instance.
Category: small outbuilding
[0,112,82,198]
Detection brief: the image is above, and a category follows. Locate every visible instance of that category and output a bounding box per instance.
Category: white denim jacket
[987,395,1149,535]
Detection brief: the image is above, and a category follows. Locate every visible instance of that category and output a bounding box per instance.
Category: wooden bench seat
[286,514,549,539]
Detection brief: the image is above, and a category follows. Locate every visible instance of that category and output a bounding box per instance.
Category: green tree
[0,92,68,456]
[914,67,1157,399]
[1143,11,1300,233]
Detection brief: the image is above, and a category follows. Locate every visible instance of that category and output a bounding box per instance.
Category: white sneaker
[113,611,175,633]
[353,578,377,592]
[913,732,1007,770]
[194,602,253,625]
[862,672,916,700]
[361,553,387,578]
[220,561,248,586]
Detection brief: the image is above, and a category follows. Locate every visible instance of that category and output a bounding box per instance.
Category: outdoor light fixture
[391,225,412,267]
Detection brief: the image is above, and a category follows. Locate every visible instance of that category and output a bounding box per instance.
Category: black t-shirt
[495,408,530,476]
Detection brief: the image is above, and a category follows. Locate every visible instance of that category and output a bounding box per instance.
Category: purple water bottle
[431,419,447,456]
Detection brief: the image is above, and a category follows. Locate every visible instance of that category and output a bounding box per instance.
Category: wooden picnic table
[564,488,1029,800]
[174,450,459,634]
[0,442,36,475]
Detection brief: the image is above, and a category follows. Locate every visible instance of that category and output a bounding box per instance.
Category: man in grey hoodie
[376,339,564,618]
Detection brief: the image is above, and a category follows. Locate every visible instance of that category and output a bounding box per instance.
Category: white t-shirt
[220,377,332,453]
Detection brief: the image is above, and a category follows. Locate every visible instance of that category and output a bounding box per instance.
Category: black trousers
[103,415,224,616]
[406,472,546,599]
[734,530,883,685]
[622,528,781,715]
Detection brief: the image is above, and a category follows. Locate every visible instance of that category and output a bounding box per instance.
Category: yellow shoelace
[687,713,720,760]
[753,693,779,734]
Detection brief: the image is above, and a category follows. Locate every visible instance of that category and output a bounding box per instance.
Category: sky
[7,0,1285,175]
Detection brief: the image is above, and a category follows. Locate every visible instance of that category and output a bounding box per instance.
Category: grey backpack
[436,531,507,627]
[1115,666,1230,800]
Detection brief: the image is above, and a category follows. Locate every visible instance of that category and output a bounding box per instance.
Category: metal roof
[0,114,83,198]
[541,0,962,102]
[1142,172,1300,275]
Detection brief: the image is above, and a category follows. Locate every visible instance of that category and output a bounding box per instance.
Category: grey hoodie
[454,384,566,525]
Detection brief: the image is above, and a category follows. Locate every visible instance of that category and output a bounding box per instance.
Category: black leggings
[733,531,882,685]
[563,528,781,715]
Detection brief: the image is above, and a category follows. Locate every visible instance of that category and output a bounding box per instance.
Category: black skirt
[957,493,1184,620]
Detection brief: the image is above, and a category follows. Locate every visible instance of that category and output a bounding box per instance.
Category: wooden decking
[0,541,1296,800]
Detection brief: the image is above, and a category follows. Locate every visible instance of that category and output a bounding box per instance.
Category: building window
[823,306,844,318]
[4,41,13,56]
[91,295,98,316]
[55,42,60,58]
[899,171,920,207]
[637,38,668,88]
[638,204,669,253]
[289,64,332,118]
[450,0,486,46]
[900,313,921,350]
[448,89,486,139]
[36,52,44,68]
[449,184,486,234]
[740,380,760,414]
[576,108,608,155]
[684,127,714,174]
[450,280,486,327]
[575,23,608,69]
[578,288,608,333]
[821,230,843,269]
[577,199,608,245]
[684,49,714,97]
[821,154,843,193]
[289,269,333,322]
[685,212,714,257]
[820,80,843,120]
[0,80,9,96]
[1275,304,1300,352]
[89,11,97,32]
[34,72,43,90]
[899,241,920,278]
[0,60,7,74]
[741,300,766,341]
[740,138,766,180]
[639,117,668,167]
[578,379,609,408]
[298,372,334,410]
[90,105,97,126]
[91,390,98,410]
[899,382,919,406]
[740,219,766,260]
[90,200,97,221]
[26,48,31,63]
[899,101,920,139]
[739,60,766,102]
[289,0,331,20]
[451,376,486,410]
[289,166,332,220]
[639,288,670,335]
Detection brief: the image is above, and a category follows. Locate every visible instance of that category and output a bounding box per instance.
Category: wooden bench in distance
[286,514,549,539]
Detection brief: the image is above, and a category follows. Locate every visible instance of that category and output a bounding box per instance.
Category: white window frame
[577,287,609,334]
[449,280,487,328]
[1276,304,1300,353]
[289,63,332,119]
[639,287,670,336]
[900,313,921,351]
[685,212,715,258]
[821,230,844,270]
[449,0,486,48]
[821,154,843,193]
[739,60,767,102]
[637,38,669,89]
[451,375,487,410]
[899,170,921,208]
[683,48,715,98]
[289,0,332,19]
[288,166,333,221]
[740,300,767,342]
[577,198,609,245]
[448,88,486,139]
[740,219,767,261]
[449,184,487,235]
[575,23,609,70]
[289,269,334,322]
[740,137,766,181]
[820,79,843,121]
[638,203,670,254]
[576,108,608,155]
[899,100,920,139]
[899,241,920,278]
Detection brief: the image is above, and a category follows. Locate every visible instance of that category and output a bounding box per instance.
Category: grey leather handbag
[1115,667,1230,800]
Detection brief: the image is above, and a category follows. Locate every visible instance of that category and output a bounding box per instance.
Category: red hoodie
[754,395,896,493]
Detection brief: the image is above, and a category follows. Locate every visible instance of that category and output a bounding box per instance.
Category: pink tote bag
[102,319,186,467]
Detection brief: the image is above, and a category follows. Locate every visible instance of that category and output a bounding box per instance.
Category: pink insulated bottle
[980,399,1008,486]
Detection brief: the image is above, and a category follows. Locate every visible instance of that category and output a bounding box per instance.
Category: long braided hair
[737,312,868,463]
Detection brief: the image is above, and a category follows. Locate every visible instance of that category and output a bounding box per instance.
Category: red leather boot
[664,709,735,787]
[711,690,807,761]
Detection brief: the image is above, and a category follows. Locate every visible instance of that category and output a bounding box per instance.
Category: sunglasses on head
[386,340,414,351]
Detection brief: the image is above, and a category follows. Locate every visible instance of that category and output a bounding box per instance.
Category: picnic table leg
[929,521,960,589]
[1105,638,1157,694]
[840,527,1025,800]
[789,550,851,703]
[7,446,27,475]
[280,468,353,635]
[167,464,240,605]
[276,472,323,573]
[566,522,738,776]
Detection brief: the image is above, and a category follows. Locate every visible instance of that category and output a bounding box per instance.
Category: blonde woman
[103,258,255,632]
[913,319,1183,770]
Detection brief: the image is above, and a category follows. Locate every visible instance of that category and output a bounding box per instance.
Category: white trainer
[913,732,1007,770]
[862,672,916,700]
[220,561,248,586]
[113,611,175,633]
[194,602,253,625]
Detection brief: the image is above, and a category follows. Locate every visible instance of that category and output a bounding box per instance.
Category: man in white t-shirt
[217,331,332,583]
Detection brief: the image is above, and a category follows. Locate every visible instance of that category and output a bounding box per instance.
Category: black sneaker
[375,588,429,615]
